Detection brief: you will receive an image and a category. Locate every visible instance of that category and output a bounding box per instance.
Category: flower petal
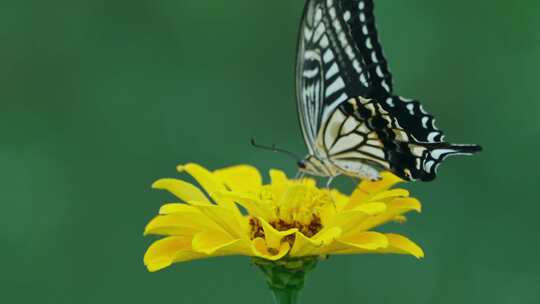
[258,217,297,249]
[215,191,275,219]
[158,203,201,215]
[351,202,387,215]
[370,189,410,202]
[289,232,322,257]
[393,215,407,223]
[315,227,342,244]
[144,236,205,272]
[177,163,237,210]
[349,172,404,204]
[152,178,210,205]
[144,212,221,236]
[352,197,421,232]
[214,165,262,193]
[269,169,288,200]
[270,169,288,184]
[389,197,422,213]
[381,233,424,258]
[194,205,249,239]
[327,203,387,234]
[321,231,389,254]
[290,227,341,257]
[192,230,252,256]
[251,237,290,261]
[330,190,350,212]
[337,231,389,250]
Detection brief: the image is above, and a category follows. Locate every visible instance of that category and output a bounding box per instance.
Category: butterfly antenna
[250,139,302,162]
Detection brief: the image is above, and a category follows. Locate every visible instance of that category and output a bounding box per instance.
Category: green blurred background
[2,0,539,303]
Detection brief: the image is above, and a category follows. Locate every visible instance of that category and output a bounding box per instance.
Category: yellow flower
[143,163,423,272]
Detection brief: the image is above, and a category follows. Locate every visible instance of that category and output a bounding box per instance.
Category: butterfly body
[296,0,481,182]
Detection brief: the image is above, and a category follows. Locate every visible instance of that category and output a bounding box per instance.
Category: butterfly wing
[296,0,481,181]
[342,0,482,179]
[321,97,480,181]
[335,1,447,144]
[342,0,394,94]
[296,0,371,156]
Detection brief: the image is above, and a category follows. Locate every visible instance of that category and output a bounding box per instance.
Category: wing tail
[419,143,482,181]
[429,143,482,159]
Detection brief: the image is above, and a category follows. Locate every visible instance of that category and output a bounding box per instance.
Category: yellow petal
[152,178,210,205]
[393,215,407,223]
[215,191,275,219]
[258,217,297,249]
[381,234,424,258]
[270,169,288,184]
[351,202,387,215]
[269,169,288,200]
[299,177,317,187]
[144,236,205,272]
[177,163,237,210]
[323,203,386,238]
[289,232,323,257]
[251,237,290,261]
[318,203,338,227]
[352,197,421,232]
[214,165,262,193]
[192,230,252,256]
[290,227,342,257]
[326,209,371,233]
[194,205,249,239]
[330,190,350,212]
[370,189,410,202]
[388,197,422,213]
[278,184,311,209]
[158,203,201,215]
[337,231,389,250]
[349,172,404,204]
[144,212,221,236]
[322,231,389,254]
[314,227,342,244]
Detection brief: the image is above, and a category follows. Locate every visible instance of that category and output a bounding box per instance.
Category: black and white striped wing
[296,0,371,156]
[339,1,452,144]
[320,97,480,181]
[343,0,394,95]
[296,0,482,181]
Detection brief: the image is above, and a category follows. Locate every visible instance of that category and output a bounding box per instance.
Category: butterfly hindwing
[321,97,480,181]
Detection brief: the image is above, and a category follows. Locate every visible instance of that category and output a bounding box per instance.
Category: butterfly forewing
[343,0,394,94]
[296,0,373,156]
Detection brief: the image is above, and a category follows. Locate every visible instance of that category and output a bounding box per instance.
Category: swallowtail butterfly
[296,0,481,181]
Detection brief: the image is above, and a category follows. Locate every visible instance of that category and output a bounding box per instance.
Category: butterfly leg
[295,171,306,179]
[325,176,335,188]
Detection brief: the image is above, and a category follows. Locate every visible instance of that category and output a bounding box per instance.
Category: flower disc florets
[250,180,330,241]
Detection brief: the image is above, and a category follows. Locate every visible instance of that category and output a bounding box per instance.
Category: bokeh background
[2,0,539,303]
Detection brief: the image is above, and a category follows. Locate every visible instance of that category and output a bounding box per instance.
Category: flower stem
[253,257,318,304]
[270,288,300,304]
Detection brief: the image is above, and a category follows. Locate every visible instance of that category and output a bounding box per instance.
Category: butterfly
[296,0,481,182]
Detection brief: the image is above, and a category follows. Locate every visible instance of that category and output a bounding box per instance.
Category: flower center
[248,182,332,249]
[249,216,323,241]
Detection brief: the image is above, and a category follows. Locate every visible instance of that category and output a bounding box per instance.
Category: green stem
[253,257,318,304]
[270,288,300,304]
